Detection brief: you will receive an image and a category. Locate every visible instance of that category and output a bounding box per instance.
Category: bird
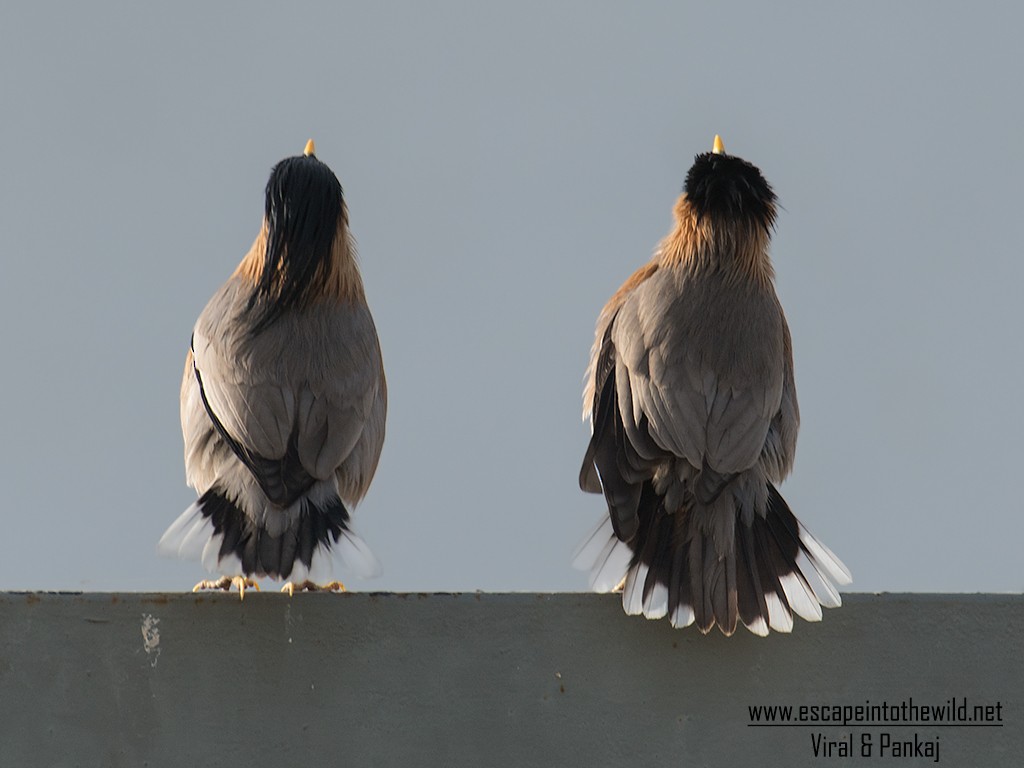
[575,135,851,635]
[159,139,386,598]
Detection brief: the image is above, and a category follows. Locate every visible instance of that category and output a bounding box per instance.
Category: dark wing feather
[579,320,618,494]
[588,346,642,541]
[193,344,315,507]
[581,314,673,541]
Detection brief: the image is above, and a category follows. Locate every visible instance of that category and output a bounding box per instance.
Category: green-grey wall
[0,593,1018,767]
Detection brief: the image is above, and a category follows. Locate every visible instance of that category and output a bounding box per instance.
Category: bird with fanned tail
[575,135,850,635]
[159,140,386,598]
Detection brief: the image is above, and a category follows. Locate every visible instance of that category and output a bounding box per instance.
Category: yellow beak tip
[304,138,316,157]
[712,135,725,154]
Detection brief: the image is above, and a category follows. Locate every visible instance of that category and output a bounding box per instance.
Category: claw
[234,576,260,601]
[280,580,347,596]
[192,576,260,600]
[193,576,231,593]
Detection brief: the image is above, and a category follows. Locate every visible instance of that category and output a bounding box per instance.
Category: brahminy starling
[576,135,850,635]
[159,140,386,598]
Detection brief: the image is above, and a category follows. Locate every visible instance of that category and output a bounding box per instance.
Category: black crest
[684,151,777,231]
[247,153,344,334]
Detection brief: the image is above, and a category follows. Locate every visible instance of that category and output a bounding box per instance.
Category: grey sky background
[1,2,1021,593]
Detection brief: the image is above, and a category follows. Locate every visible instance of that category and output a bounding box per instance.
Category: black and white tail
[573,482,851,636]
[158,488,381,584]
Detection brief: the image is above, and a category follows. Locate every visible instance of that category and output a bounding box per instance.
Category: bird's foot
[192,576,261,601]
[281,580,347,597]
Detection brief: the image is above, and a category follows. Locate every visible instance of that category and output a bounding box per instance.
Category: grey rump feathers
[576,137,850,636]
[159,143,386,584]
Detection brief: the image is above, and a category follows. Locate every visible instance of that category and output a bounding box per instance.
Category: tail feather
[621,517,671,620]
[640,491,671,603]
[691,534,713,633]
[736,522,770,636]
[622,562,647,616]
[796,548,842,607]
[765,590,795,633]
[574,480,849,636]
[764,488,845,621]
[695,534,739,635]
[158,488,381,581]
[750,500,796,632]
[641,524,671,619]
[767,495,826,620]
[668,541,694,629]
[798,526,853,587]
[577,517,634,593]
[571,515,615,570]
[724,550,739,635]
[642,575,669,619]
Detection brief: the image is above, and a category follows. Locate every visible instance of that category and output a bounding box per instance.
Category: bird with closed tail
[159,140,386,598]
[575,135,851,635]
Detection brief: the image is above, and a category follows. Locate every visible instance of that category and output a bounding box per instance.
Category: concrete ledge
[0,593,1019,766]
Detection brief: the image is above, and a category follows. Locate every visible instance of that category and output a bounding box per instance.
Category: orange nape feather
[233,210,366,307]
[657,195,775,286]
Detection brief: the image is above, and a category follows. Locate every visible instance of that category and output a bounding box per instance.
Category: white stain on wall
[141,613,161,668]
